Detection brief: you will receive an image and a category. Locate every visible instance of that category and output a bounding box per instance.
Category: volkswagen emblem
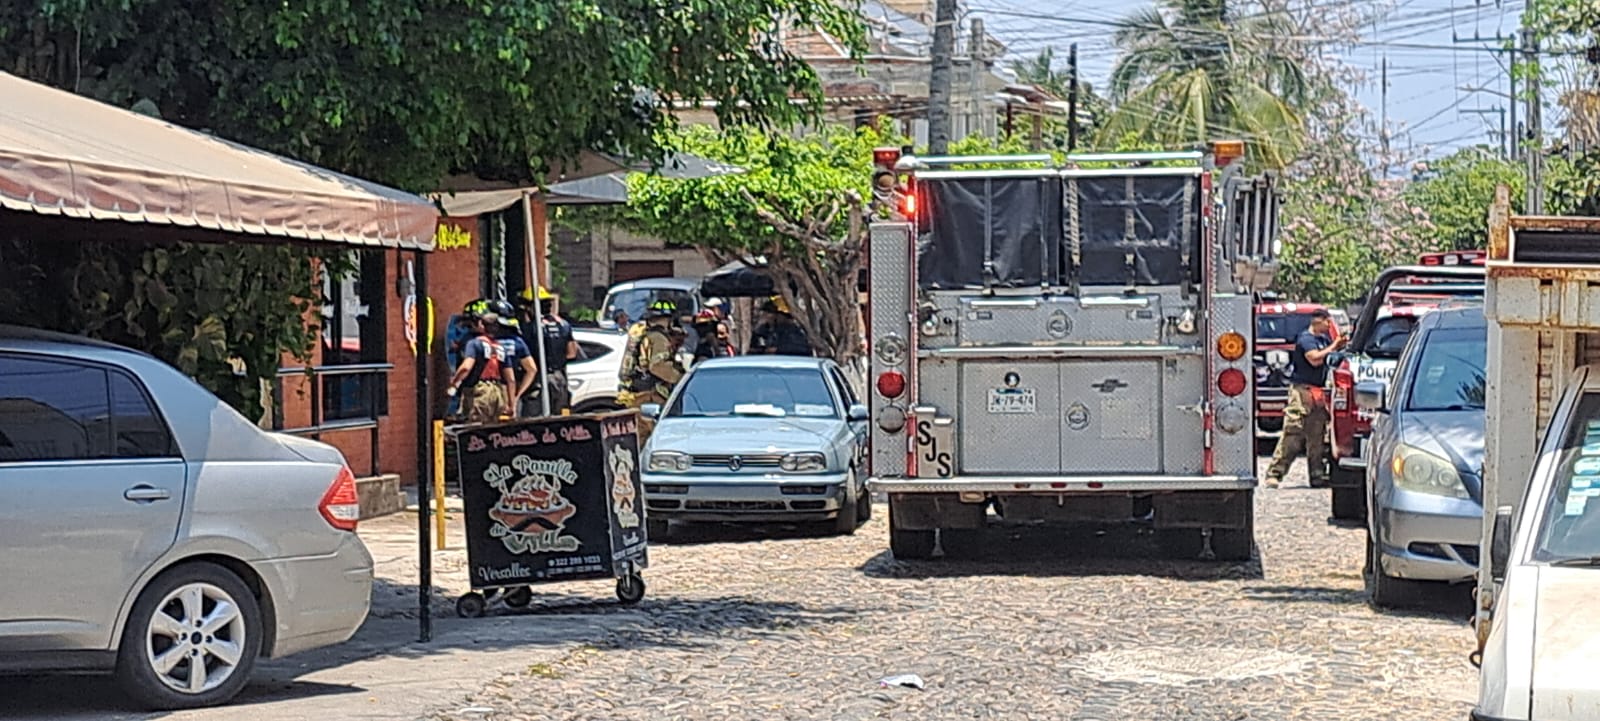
[728,456,743,471]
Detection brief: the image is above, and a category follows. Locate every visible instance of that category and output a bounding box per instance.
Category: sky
[968,0,1533,162]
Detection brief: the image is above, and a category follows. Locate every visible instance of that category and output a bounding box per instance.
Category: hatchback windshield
[1406,326,1486,411]
[1256,314,1314,344]
[603,287,695,326]
[1532,392,1600,563]
[668,367,837,419]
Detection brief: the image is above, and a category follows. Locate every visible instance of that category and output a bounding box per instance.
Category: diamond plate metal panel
[1059,360,1163,473]
[869,223,913,478]
[958,361,1062,474]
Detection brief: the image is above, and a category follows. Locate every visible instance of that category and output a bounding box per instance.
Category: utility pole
[1067,43,1080,151]
[1524,27,1544,214]
[1452,30,1516,159]
[927,0,958,154]
[1380,55,1389,158]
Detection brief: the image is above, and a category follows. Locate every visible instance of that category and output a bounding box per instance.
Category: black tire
[939,528,984,559]
[1366,534,1429,609]
[1157,528,1205,559]
[1331,485,1365,521]
[834,473,861,535]
[647,518,671,542]
[888,503,936,560]
[456,592,487,618]
[1209,502,1256,562]
[114,563,263,710]
[616,574,646,605]
[856,484,874,524]
[502,586,533,609]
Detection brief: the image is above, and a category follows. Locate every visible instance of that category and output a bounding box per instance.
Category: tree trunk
[927,0,958,154]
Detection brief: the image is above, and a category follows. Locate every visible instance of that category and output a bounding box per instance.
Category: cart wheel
[456,592,488,618]
[503,586,533,609]
[615,574,646,605]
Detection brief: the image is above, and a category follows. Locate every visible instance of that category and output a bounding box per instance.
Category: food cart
[451,411,648,617]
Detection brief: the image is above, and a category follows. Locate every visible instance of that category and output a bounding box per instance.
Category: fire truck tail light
[1217,368,1248,397]
[900,192,917,217]
[876,370,907,399]
[873,147,902,167]
[1216,332,1247,361]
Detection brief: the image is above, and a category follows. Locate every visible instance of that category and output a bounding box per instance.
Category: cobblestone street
[425,459,1478,721]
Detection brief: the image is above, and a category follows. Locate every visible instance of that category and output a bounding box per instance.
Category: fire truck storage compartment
[955,294,1167,346]
[916,174,1061,289]
[956,359,1163,475]
[1068,174,1201,287]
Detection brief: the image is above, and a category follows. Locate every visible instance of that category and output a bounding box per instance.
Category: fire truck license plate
[987,388,1036,413]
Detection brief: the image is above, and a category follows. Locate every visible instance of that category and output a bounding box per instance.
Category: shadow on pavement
[0,579,857,718]
[1240,584,1369,605]
[856,523,1266,582]
[651,520,841,546]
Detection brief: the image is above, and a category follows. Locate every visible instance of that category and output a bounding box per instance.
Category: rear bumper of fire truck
[868,475,1256,493]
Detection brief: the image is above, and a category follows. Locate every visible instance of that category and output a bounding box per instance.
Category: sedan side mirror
[1490,505,1515,583]
[639,403,662,420]
[1354,380,1388,412]
[847,403,869,422]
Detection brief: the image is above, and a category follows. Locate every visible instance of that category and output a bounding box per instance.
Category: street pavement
[0,458,1478,720]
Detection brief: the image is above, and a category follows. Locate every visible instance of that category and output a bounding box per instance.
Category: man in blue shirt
[1265,308,1348,488]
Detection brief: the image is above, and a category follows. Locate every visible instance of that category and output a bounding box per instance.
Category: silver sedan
[640,356,871,537]
[0,325,373,709]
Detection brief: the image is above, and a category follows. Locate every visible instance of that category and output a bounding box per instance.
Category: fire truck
[863,142,1282,561]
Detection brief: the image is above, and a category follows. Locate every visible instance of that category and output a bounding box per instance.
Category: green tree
[0,0,863,412]
[1009,47,1108,150]
[610,124,895,365]
[1404,148,1525,251]
[1100,0,1309,168]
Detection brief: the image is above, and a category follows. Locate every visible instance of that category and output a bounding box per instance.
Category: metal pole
[523,193,552,417]
[1067,43,1080,151]
[413,250,433,643]
[1524,28,1543,214]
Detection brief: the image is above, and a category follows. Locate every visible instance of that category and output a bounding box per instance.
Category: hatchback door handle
[124,485,171,502]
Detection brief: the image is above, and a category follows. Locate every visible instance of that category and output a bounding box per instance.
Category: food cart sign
[456,417,627,588]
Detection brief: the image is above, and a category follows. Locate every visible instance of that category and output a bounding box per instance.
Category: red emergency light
[900,191,917,217]
[873,147,902,168]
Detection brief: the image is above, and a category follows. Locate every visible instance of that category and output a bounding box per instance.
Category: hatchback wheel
[834,472,862,535]
[115,563,263,710]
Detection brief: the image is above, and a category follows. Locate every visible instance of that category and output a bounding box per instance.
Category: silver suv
[0,326,374,709]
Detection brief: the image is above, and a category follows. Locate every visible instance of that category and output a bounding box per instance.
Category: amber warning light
[1212,139,1245,167]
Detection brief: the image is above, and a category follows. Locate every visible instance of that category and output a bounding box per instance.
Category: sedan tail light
[319,465,361,532]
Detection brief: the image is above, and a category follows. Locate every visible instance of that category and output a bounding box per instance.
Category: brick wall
[278,216,486,486]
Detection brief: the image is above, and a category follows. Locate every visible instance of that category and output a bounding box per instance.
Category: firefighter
[447,301,518,424]
[487,299,539,416]
[1264,308,1348,488]
[516,286,579,416]
[627,300,685,443]
[750,295,811,356]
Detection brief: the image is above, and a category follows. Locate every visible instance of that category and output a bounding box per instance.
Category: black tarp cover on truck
[916,175,1061,289]
[915,173,1200,289]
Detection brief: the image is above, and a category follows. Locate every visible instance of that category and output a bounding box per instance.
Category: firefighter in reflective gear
[448,301,517,424]
[628,300,685,443]
[615,317,650,408]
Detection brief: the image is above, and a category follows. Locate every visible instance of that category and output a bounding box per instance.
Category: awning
[702,258,776,298]
[0,71,439,251]
[431,153,743,215]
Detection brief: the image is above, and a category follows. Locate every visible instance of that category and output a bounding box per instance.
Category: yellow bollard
[433,419,447,550]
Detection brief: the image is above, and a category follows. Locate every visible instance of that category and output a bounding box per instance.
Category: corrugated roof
[0,71,439,251]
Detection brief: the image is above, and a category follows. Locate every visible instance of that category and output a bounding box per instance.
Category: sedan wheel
[116,564,262,710]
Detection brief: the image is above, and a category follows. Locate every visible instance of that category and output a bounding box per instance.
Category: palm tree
[1100,0,1309,168]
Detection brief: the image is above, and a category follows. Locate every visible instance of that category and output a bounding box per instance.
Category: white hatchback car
[0,326,374,709]
[568,328,628,413]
